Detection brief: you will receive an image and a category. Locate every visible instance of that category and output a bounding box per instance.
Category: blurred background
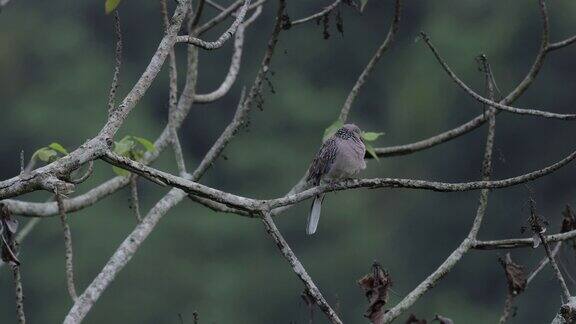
[1,0,576,323]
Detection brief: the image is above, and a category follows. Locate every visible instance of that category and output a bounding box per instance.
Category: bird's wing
[306,137,338,186]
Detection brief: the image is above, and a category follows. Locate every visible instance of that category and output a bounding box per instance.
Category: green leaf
[133,136,156,152]
[365,143,379,161]
[112,166,130,177]
[48,142,68,155]
[35,148,57,162]
[361,131,385,142]
[359,0,369,12]
[114,137,135,156]
[105,0,121,14]
[130,150,144,162]
[322,119,344,142]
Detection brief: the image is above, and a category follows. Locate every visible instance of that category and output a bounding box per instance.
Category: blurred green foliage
[1,0,576,323]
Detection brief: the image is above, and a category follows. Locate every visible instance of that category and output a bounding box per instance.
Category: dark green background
[1,0,576,323]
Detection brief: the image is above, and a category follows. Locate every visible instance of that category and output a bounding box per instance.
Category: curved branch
[373,0,552,158]
[176,0,250,50]
[289,0,341,27]
[547,35,576,52]
[193,6,260,103]
[419,32,575,120]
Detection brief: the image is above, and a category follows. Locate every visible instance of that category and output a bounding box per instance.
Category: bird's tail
[306,194,324,235]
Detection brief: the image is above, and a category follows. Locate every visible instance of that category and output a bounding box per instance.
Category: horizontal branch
[102,145,576,216]
[547,34,576,52]
[473,229,576,250]
[289,0,341,27]
[264,149,576,210]
[102,151,260,210]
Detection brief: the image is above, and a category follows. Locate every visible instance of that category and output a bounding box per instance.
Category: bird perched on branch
[306,123,366,235]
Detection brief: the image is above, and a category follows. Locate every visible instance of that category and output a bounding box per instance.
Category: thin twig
[12,264,26,324]
[176,0,251,50]
[129,176,142,222]
[261,212,342,324]
[195,0,265,34]
[339,0,401,122]
[538,230,571,301]
[374,0,552,158]
[474,229,576,250]
[68,161,94,184]
[189,0,206,28]
[547,35,576,52]
[499,292,514,324]
[527,242,562,284]
[56,192,78,301]
[194,12,249,103]
[419,32,576,120]
[161,0,188,175]
[289,0,341,27]
[107,11,122,115]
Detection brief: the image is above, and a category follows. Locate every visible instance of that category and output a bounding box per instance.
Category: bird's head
[336,123,363,140]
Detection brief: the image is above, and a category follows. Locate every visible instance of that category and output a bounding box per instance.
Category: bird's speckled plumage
[306,124,366,234]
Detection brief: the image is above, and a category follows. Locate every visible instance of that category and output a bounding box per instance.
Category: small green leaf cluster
[112,136,156,176]
[32,142,69,163]
[105,0,122,14]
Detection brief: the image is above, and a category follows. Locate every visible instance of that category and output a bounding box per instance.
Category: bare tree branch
[339,0,402,122]
[195,0,266,34]
[161,0,188,175]
[419,32,576,120]
[107,11,122,115]
[129,176,142,222]
[261,212,342,324]
[474,230,576,250]
[289,0,341,27]
[375,0,552,158]
[64,2,283,321]
[56,192,78,301]
[12,264,26,324]
[176,0,251,50]
[547,35,576,52]
[533,216,572,301]
[194,16,247,103]
[527,242,562,284]
[379,59,498,323]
